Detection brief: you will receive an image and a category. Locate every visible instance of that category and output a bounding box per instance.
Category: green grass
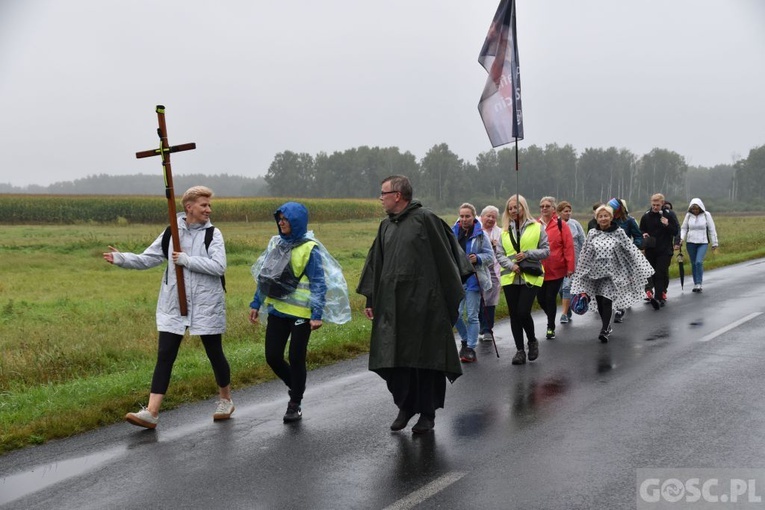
[1,214,763,453]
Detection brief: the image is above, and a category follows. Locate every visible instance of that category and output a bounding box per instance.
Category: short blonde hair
[182,186,214,207]
[651,193,665,202]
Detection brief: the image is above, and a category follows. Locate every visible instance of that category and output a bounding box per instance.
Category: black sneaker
[411,414,435,434]
[545,327,555,340]
[390,408,414,431]
[462,348,477,363]
[511,350,526,365]
[614,310,624,323]
[527,339,539,361]
[458,342,468,361]
[650,297,661,310]
[598,327,613,343]
[283,402,302,423]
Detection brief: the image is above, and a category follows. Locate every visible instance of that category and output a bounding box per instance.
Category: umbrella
[677,249,685,289]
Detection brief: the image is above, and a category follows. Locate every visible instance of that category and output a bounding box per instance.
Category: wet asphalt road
[2,260,765,509]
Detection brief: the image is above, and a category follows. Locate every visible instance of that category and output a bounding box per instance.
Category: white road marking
[699,312,762,342]
[382,471,467,510]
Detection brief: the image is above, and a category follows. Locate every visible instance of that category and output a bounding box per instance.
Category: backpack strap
[161,225,172,259]
[161,225,225,292]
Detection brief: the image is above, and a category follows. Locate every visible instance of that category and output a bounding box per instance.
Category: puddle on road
[0,447,124,507]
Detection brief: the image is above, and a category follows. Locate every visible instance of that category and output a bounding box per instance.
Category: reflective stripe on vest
[265,241,317,318]
[500,223,544,287]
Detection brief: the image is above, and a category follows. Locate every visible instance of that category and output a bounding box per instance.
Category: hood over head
[688,198,706,213]
[274,201,309,242]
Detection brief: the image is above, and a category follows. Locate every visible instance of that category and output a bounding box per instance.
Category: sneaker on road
[546,327,555,340]
[527,339,539,361]
[283,402,302,423]
[213,399,235,421]
[511,349,527,365]
[461,347,477,363]
[125,407,158,429]
[598,326,613,343]
[644,290,654,302]
[482,331,494,343]
[614,310,624,323]
[560,314,569,324]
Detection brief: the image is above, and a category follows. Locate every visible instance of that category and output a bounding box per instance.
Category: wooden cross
[136,105,196,316]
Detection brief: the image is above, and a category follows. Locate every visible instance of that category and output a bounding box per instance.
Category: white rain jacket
[112,214,227,335]
[680,198,718,247]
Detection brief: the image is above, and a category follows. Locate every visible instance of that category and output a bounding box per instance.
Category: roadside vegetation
[1,198,764,454]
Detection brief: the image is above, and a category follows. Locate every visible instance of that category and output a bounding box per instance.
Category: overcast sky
[1,0,764,187]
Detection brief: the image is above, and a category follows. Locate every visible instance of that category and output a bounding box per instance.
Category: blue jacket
[615,216,643,249]
[452,219,494,292]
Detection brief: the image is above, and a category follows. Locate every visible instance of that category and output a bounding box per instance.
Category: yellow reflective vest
[500,223,545,287]
[264,241,317,319]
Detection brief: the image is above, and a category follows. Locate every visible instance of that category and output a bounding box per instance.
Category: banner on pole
[478,0,524,147]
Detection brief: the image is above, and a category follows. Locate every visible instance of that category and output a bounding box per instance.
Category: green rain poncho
[357,201,473,383]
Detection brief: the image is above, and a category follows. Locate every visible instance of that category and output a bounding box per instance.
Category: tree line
[264,142,764,211]
[3,143,764,211]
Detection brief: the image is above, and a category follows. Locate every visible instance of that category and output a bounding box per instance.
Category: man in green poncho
[357,175,473,434]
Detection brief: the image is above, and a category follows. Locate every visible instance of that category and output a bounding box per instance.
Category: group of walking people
[451,192,719,365]
[103,178,718,435]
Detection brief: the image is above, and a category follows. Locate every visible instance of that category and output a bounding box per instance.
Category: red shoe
[661,292,668,301]
[644,290,654,302]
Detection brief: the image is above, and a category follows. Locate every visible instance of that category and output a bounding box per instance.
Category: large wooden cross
[136,105,196,316]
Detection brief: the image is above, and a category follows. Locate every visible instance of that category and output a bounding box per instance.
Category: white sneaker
[477,333,484,342]
[213,399,235,421]
[125,407,158,429]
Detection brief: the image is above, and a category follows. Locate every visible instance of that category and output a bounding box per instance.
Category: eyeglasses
[540,204,552,209]
[380,190,399,196]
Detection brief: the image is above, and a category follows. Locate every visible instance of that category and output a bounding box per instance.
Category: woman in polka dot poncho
[570,204,654,343]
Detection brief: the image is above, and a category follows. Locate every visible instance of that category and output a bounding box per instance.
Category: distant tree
[264,151,315,197]
[420,144,463,205]
[734,144,765,201]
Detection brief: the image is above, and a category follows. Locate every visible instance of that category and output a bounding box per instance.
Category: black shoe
[614,310,624,323]
[659,299,666,307]
[527,339,539,361]
[545,327,555,340]
[283,402,302,423]
[511,349,526,365]
[461,347,476,363]
[650,298,661,310]
[390,409,414,431]
[458,342,468,361]
[598,327,612,343]
[411,415,435,434]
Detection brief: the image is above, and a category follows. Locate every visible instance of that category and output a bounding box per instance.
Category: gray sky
[1,0,764,187]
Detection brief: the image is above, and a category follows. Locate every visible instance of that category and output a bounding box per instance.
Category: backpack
[161,226,226,292]
[256,240,310,299]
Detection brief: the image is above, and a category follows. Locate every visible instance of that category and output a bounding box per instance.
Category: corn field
[0,195,385,224]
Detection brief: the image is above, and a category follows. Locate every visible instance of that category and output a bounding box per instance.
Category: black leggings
[537,278,563,329]
[265,314,312,404]
[150,331,231,394]
[595,295,614,331]
[503,284,539,351]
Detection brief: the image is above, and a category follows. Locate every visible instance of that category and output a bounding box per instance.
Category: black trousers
[537,278,563,329]
[380,367,446,419]
[595,295,614,331]
[645,251,672,297]
[503,284,540,350]
[265,314,312,404]
[151,331,231,394]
